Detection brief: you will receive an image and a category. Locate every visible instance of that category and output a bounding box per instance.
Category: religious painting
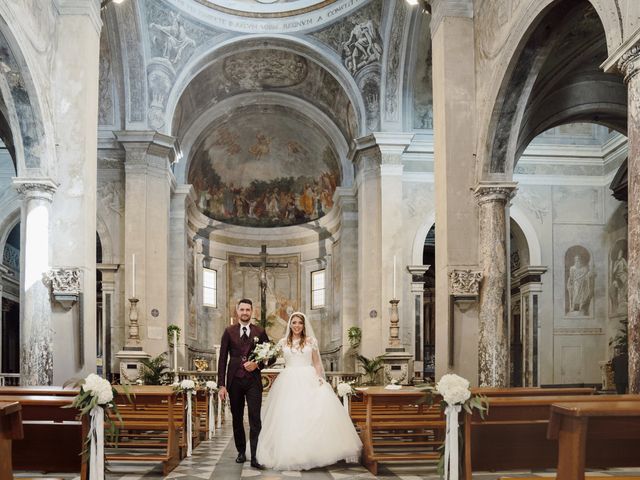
[187,237,197,340]
[227,252,299,341]
[564,245,594,317]
[188,106,340,228]
[609,239,628,316]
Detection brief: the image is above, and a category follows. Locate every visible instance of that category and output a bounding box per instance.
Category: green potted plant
[347,326,362,349]
[139,353,170,385]
[356,354,386,385]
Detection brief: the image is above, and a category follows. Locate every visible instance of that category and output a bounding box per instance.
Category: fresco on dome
[189,108,340,228]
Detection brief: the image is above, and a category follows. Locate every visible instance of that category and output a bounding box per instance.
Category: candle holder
[389,299,401,347]
[125,297,141,349]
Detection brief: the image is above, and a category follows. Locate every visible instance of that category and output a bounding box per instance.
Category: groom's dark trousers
[218,323,270,460]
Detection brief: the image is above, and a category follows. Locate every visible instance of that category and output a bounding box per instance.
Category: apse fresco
[189,107,340,228]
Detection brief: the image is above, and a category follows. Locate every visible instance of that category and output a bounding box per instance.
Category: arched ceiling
[488,0,627,174]
[188,104,340,227]
[195,0,339,17]
[172,43,357,143]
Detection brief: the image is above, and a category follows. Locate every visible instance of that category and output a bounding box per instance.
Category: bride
[256,312,362,471]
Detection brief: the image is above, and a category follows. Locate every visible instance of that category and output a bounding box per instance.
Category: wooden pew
[463,393,640,479]
[107,385,180,475]
[547,400,640,480]
[0,386,78,396]
[0,401,23,480]
[0,394,87,479]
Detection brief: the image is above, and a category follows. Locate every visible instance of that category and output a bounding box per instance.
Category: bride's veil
[283,311,325,378]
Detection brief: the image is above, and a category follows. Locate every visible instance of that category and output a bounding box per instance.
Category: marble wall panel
[552,186,604,224]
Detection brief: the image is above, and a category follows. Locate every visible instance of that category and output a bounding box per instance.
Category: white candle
[393,255,396,299]
[173,330,178,373]
[132,253,136,298]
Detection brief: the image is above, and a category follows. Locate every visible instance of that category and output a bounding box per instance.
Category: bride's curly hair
[286,313,307,350]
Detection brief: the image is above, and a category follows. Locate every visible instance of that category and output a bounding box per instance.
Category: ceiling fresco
[188,106,340,228]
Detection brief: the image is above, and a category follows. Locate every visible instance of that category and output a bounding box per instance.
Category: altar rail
[0,373,19,386]
[173,370,362,391]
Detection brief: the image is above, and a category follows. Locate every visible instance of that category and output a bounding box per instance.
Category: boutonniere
[253,336,259,344]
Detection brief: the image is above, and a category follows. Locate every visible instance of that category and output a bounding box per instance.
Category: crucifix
[239,245,289,327]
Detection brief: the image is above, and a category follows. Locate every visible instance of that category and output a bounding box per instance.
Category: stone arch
[0,11,54,177]
[164,34,367,139]
[96,214,114,265]
[510,205,542,266]
[411,210,435,266]
[0,207,20,257]
[476,0,625,181]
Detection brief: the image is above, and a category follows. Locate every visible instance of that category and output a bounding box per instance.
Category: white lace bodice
[278,337,318,369]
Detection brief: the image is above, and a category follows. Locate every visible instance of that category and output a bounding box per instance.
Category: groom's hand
[218,386,228,401]
[243,361,258,372]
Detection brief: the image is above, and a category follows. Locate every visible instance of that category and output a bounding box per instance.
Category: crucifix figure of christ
[239,244,289,327]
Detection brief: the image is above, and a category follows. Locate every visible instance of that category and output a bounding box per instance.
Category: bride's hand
[317,377,325,386]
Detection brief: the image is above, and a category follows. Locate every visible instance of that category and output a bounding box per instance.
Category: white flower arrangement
[436,373,471,406]
[249,341,281,363]
[179,379,196,393]
[81,373,115,406]
[337,382,355,398]
[205,381,218,391]
[253,336,259,343]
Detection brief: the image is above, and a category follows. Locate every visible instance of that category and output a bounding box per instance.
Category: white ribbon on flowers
[208,390,216,438]
[443,404,462,480]
[186,392,193,457]
[89,405,105,480]
[217,395,223,429]
[342,394,350,413]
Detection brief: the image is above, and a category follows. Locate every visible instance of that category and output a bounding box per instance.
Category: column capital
[618,43,640,83]
[407,265,430,283]
[474,181,517,205]
[13,178,58,202]
[115,130,180,165]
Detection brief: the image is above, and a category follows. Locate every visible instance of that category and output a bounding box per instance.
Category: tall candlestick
[393,255,397,299]
[132,253,136,298]
[173,330,178,375]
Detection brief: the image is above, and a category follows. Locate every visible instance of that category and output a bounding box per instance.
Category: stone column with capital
[117,131,177,363]
[475,182,516,387]
[619,45,640,393]
[14,179,57,385]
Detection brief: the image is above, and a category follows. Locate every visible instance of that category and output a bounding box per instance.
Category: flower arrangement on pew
[175,379,197,457]
[66,373,124,480]
[337,381,356,413]
[422,374,488,480]
[205,380,218,438]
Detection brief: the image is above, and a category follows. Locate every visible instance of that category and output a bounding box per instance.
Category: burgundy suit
[217,322,271,460]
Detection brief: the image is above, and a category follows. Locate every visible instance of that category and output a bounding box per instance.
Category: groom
[218,298,272,469]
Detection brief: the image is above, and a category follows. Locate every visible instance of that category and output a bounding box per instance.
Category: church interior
[2,0,640,478]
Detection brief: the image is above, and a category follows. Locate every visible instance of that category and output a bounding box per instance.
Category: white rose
[436,373,471,405]
[83,373,103,394]
[337,382,353,397]
[206,381,218,390]
[96,384,114,404]
[180,379,196,390]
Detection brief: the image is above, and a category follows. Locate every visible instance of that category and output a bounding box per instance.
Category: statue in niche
[342,19,382,74]
[610,242,628,315]
[565,248,594,317]
[150,12,195,64]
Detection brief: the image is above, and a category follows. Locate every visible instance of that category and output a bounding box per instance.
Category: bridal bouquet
[249,341,281,363]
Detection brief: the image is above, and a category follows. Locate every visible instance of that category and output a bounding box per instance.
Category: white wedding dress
[256,337,362,470]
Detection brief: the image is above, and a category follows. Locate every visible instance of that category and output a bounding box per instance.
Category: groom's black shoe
[235,453,246,463]
[250,460,265,470]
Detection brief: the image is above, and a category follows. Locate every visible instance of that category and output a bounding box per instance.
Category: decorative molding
[13,178,58,202]
[601,28,640,73]
[617,43,640,84]
[553,327,604,336]
[407,265,430,283]
[474,181,517,205]
[448,269,482,298]
[45,268,81,309]
[53,0,102,35]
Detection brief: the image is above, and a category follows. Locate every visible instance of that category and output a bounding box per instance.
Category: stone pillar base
[116,349,151,384]
[382,347,414,385]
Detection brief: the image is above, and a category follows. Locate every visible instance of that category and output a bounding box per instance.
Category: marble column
[168,184,197,371]
[14,179,57,386]
[97,264,118,378]
[619,45,640,393]
[116,131,177,358]
[475,182,516,387]
[408,265,429,382]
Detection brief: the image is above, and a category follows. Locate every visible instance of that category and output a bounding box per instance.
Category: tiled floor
[13,417,640,479]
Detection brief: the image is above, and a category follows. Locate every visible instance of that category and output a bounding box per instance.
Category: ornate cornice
[13,178,58,202]
[449,269,482,298]
[430,0,473,37]
[618,44,640,84]
[474,182,517,206]
[45,268,81,295]
[53,0,102,35]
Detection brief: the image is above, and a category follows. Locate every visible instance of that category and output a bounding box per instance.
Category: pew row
[0,394,86,479]
[463,393,640,479]
[0,401,23,480]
